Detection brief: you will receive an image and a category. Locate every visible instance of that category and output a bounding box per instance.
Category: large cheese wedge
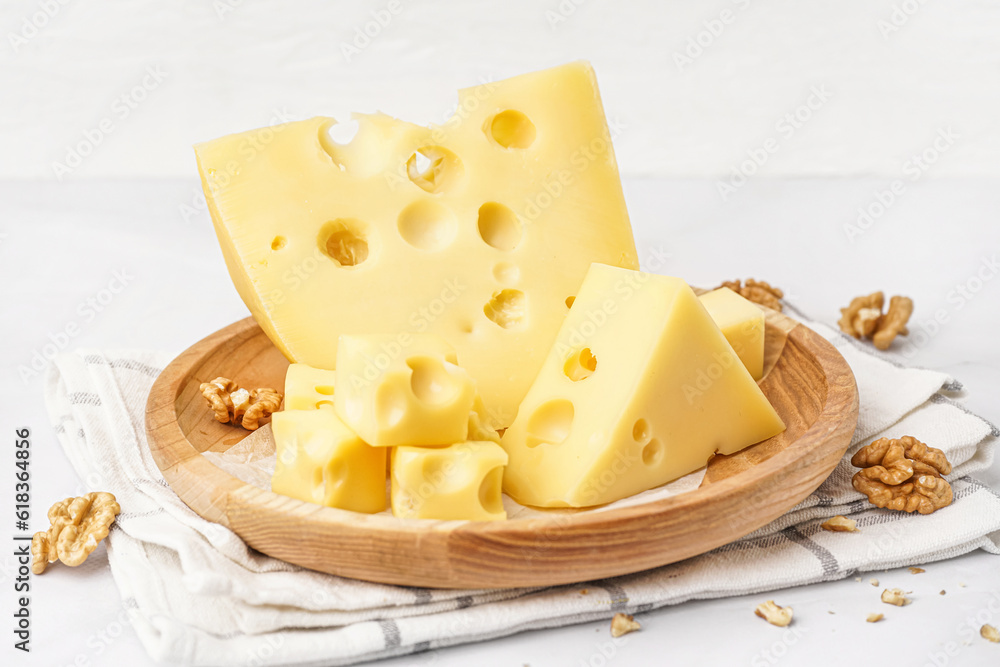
[501,264,786,508]
[271,408,386,513]
[699,287,766,380]
[194,62,638,427]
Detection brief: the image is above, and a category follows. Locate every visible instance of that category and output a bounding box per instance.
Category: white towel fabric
[43,313,1000,667]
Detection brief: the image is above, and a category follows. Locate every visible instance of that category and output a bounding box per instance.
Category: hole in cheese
[478,465,505,515]
[492,261,520,285]
[632,418,650,444]
[488,110,537,149]
[316,400,334,409]
[374,383,407,429]
[484,289,526,329]
[315,385,335,396]
[406,146,464,194]
[563,348,597,382]
[642,438,663,466]
[407,356,462,405]
[271,236,287,251]
[397,200,458,251]
[477,202,522,251]
[526,399,574,448]
[326,119,359,145]
[318,219,369,267]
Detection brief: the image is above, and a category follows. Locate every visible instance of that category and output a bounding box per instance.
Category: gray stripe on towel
[378,618,401,649]
[782,526,839,577]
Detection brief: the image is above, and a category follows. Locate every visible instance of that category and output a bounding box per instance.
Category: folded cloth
[44,311,1000,666]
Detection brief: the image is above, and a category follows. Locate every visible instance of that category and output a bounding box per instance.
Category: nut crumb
[870,578,879,587]
[610,613,641,638]
[940,590,946,595]
[580,589,589,595]
[982,624,1000,643]
[959,582,967,588]
[828,611,835,615]
[754,600,793,627]
[855,577,862,583]
[867,613,884,623]
[908,567,925,574]
[881,588,911,606]
[820,515,858,532]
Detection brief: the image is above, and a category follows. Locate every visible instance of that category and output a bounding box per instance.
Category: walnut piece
[867,613,884,623]
[199,377,282,430]
[881,588,911,606]
[754,600,793,627]
[908,567,925,575]
[870,578,879,587]
[610,613,641,638]
[982,624,1000,643]
[718,279,784,312]
[838,291,913,350]
[820,515,858,532]
[33,492,121,573]
[30,532,55,575]
[851,436,952,514]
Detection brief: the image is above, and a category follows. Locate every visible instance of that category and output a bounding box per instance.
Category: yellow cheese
[284,363,337,410]
[271,408,386,513]
[468,394,501,444]
[501,263,786,508]
[391,441,508,521]
[194,62,638,427]
[334,334,476,447]
[699,287,766,381]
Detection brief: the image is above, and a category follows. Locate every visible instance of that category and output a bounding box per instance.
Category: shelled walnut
[200,377,282,430]
[838,291,913,350]
[851,436,953,515]
[31,492,121,574]
[718,279,784,311]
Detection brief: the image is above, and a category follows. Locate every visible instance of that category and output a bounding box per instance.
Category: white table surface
[2,177,998,666]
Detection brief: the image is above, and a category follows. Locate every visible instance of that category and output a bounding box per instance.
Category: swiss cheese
[391,441,508,521]
[501,263,786,508]
[271,407,386,513]
[195,62,638,427]
[334,334,475,447]
[284,363,337,410]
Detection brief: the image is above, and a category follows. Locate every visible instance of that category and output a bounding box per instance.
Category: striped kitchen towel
[43,314,1000,666]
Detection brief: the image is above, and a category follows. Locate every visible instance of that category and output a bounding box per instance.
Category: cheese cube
[334,334,476,447]
[391,442,508,521]
[194,62,639,428]
[283,363,337,410]
[501,264,786,508]
[699,287,766,380]
[271,408,386,513]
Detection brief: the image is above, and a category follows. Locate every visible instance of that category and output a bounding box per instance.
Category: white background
[2,1,999,666]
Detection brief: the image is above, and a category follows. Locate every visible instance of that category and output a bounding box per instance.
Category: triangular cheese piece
[194,62,638,427]
[501,263,785,507]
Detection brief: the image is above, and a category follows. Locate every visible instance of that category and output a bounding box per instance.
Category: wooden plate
[146,309,858,589]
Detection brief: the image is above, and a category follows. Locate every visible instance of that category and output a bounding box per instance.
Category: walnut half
[200,377,282,430]
[610,613,641,638]
[851,436,952,515]
[718,279,784,311]
[32,492,121,574]
[838,291,913,350]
